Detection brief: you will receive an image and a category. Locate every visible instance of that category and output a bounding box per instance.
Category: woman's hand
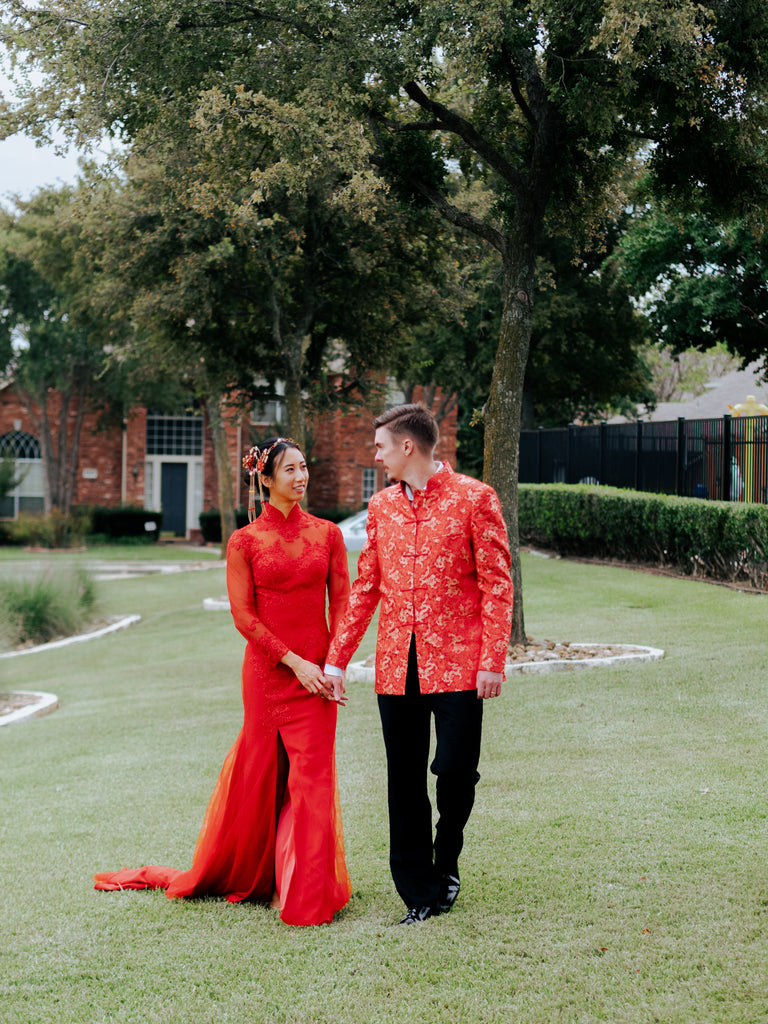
[281,651,334,698]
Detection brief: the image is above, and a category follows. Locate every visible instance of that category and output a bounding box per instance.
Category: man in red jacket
[326,403,514,924]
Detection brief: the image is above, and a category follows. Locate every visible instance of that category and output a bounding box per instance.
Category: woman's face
[262,447,308,505]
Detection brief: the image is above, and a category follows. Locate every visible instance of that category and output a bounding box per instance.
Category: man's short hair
[373,403,439,453]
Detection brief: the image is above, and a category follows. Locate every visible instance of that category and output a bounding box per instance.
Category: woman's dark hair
[256,437,301,484]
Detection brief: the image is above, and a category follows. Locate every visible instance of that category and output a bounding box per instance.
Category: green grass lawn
[0,540,225,563]
[2,550,767,1023]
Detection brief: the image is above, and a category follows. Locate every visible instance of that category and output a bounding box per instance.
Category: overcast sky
[0,131,84,202]
[1,65,90,204]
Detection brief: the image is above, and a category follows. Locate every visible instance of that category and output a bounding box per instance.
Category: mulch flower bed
[0,692,44,717]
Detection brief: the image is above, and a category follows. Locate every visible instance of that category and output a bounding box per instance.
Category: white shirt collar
[403,462,443,502]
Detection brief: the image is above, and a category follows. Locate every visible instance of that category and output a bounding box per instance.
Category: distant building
[610,361,768,423]
[0,382,457,539]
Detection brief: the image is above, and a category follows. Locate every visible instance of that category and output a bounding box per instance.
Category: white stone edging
[0,615,141,727]
[203,596,230,611]
[0,691,59,727]
[503,643,665,675]
[346,643,664,684]
[0,614,141,659]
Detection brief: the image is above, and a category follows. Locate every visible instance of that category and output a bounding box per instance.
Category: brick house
[0,382,457,539]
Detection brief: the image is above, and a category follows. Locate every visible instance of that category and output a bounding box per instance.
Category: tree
[616,205,768,370]
[0,189,118,514]
[0,455,21,504]
[2,6,471,546]
[71,134,466,545]
[4,1,768,639]
[403,221,654,472]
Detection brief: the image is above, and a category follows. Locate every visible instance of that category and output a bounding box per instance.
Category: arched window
[0,430,41,459]
[0,431,44,518]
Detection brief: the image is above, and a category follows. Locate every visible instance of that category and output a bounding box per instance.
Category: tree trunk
[269,283,308,457]
[62,373,87,514]
[283,366,307,457]
[483,244,536,646]
[206,395,237,558]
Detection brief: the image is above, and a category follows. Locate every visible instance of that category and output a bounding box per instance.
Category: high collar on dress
[259,501,303,525]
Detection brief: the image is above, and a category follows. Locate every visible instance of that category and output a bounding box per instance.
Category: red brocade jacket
[327,462,514,695]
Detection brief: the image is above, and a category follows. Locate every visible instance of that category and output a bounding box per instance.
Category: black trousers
[377,635,483,909]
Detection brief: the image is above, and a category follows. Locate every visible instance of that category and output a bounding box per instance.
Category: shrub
[0,568,99,649]
[83,506,163,542]
[5,508,92,549]
[519,484,768,589]
[0,455,20,502]
[198,508,250,544]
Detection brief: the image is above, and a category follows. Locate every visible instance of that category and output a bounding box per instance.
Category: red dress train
[94,503,352,926]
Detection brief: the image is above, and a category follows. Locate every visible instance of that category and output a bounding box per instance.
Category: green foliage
[454,223,654,471]
[375,129,447,205]
[5,0,768,642]
[4,509,92,549]
[615,206,768,367]
[519,483,768,588]
[524,230,654,426]
[0,188,157,512]
[0,455,21,501]
[0,566,98,648]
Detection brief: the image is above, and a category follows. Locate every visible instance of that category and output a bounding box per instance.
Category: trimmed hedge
[519,484,768,589]
[85,506,163,542]
[198,508,250,544]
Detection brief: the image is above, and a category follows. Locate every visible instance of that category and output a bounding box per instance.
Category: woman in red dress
[95,439,352,926]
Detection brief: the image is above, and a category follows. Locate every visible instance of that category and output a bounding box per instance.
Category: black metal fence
[519,416,768,504]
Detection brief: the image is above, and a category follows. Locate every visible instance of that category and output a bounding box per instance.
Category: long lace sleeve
[226,533,290,665]
[326,525,351,637]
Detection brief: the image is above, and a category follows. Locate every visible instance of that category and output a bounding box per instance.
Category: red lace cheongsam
[94,502,352,927]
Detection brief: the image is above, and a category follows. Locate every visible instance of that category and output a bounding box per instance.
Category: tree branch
[383,118,444,133]
[740,302,768,330]
[369,154,507,254]
[402,80,525,194]
[500,43,536,128]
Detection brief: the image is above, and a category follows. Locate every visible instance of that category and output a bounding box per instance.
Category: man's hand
[476,670,503,700]
[326,672,347,705]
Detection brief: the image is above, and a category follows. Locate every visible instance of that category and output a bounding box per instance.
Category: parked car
[337,508,369,551]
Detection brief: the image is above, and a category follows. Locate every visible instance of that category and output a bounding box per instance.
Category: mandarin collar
[401,461,452,501]
[259,501,303,524]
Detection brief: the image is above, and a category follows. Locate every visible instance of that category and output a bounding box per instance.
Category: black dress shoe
[398,905,433,925]
[437,873,460,914]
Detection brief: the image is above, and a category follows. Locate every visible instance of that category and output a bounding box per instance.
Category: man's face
[374,426,409,483]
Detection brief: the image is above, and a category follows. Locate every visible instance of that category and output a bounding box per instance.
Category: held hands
[326,673,347,706]
[281,651,346,703]
[476,670,503,700]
